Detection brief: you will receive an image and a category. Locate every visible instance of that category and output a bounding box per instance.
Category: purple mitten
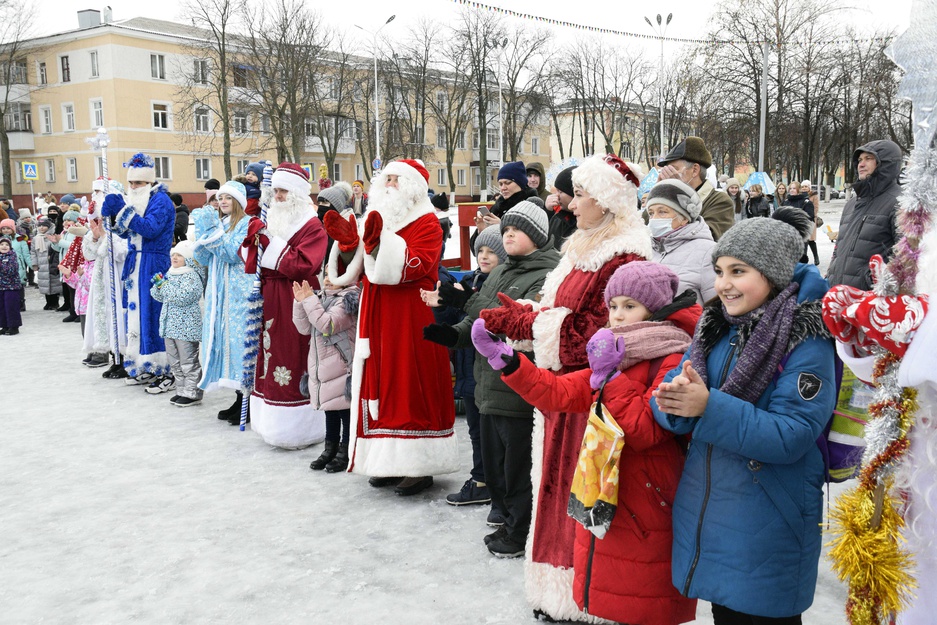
[471,318,514,371]
[587,328,626,389]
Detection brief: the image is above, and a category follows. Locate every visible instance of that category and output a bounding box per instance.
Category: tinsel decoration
[123,153,155,169]
[825,143,937,625]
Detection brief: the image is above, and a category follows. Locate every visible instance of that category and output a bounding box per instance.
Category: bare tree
[497,24,551,161]
[176,0,241,181]
[383,20,437,162]
[0,1,37,197]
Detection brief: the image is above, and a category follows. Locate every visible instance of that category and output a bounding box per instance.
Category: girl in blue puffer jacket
[652,208,836,625]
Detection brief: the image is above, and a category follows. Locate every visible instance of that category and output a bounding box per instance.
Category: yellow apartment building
[3,10,552,208]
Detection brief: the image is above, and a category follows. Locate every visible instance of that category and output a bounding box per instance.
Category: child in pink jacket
[292,274,360,473]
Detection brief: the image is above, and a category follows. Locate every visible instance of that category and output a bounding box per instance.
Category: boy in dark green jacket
[424,201,560,558]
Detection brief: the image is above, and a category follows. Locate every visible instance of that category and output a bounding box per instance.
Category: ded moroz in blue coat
[109,183,174,376]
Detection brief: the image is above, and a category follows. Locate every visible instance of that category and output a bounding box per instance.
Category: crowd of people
[0,134,906,625]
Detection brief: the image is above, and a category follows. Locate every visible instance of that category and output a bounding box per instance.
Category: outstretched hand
[363,211,383,254]
[652,360,709,417]
[420,281,442,308]
[587,328,625,389]
[324,211,359,252]
[478,292,533,335]
[292,280,316,303]
[470,318,514,371]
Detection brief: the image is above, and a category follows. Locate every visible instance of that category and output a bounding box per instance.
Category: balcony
[304,136,357,155]
[8,130,35,151]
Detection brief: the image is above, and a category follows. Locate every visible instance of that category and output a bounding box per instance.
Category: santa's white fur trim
[380,161,429,196]
[350,433,460,477]
[364,230,408,285]
[260,235,289,271]
[836,341,876,386]
[345,336,369,471]
[531,306,572,371]
[193,226,225,249]
[248,394,325,449]
[327,242,364,287]
[523,409,611,623]
[571,154,638,216]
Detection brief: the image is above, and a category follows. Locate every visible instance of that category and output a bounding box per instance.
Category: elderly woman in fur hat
[481,153,654,623]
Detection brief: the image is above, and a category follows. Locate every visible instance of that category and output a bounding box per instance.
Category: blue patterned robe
[110,184,173,376]
[192,207,254,392]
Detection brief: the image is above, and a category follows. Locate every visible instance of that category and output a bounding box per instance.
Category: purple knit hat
[604,261,680,313]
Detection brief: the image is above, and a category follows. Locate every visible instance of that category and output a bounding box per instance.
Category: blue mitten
[192,206,221,233]
[101,193,126,218]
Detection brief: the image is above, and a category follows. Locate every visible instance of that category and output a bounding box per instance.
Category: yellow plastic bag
[567,389,625,539]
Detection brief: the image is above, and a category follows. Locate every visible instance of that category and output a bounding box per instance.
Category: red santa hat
[571,153,643,216]
[271,162,311,197]
[92,177,108,192]
[381,159,430,194]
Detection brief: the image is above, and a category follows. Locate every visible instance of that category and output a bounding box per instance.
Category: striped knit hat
[501,201,549,249]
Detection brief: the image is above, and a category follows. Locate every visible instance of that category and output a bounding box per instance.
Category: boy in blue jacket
[652,208,836,624]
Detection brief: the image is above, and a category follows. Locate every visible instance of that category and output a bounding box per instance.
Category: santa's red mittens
[823,284,929,357]
[324,211,360,253]
[363,211,383,254]
[241,218,269,273]
[479,293,535,335]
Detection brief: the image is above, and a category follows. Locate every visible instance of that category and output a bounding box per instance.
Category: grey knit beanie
[712,209,810,289]
[474,225,507,263]
[646,179,702,222]
[317,182,352,210]
[501,201,549,249]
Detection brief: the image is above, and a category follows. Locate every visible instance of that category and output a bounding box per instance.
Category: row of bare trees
[9,0,897,196]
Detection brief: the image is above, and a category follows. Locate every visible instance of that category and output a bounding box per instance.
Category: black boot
[218,391,243,420]
[310,441,338,470]
[325,443,349,473]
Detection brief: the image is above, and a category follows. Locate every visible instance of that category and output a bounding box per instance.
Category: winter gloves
[240,219,269,274]
[470,319,515,371]
[422,323,459,348]
[438,282,472,310]
[823,285,928,358]
[479,293,537,340]
[587,328,625,389]
[151,272,166,289]
[363,212,383,254]
[101,193,126,218]
[324,211,360,253]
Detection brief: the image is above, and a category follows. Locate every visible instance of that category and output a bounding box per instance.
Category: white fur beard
[369,184,418,231]
[267,193,310,239]
[126,186,151,216]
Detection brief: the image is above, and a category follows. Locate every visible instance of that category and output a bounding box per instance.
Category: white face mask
[648,218,674,238]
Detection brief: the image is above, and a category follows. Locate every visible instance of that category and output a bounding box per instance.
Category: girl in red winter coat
[472,261,700,625]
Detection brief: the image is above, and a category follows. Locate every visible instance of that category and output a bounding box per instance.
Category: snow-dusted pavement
[3,205,852,624]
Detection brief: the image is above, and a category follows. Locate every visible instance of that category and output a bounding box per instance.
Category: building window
[457,169,466,187]
[90,99,104,128]
[236,159,249,175]
[4,103,31,131]
[233,111,248,134]
[355,164,363,180]
[154,156,170,180]
[456,130,466,150]
[40,106,52,134]
[232,65,249,88]
[95,156,104,177]
[260,115,271,134]
[437,169,446,186]
[195,158,211,180]
[45,159,55,183]
[150,54,166,80]
[304,118,316,137]
[90,51,99,78]
[436,127,446,149]
[332,162,341,181]
[194,107,210,133]
[67,158,78,182]
[436,92,447,112]
[414,126,425,144]
[194,59,209,85]
[152,103,170,129]
[38,62,47,85]
[60,56,71,82]
[473,167,480,188]
[472,129,479,150]
[531,137,539,154]
[63,103,75,132]
[487,128,500,151]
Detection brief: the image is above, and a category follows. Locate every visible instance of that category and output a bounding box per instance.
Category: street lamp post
[356,15,395,173]
[492,38,507,167]
[644,13,672,159]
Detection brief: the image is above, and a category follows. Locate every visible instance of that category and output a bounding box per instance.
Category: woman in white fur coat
[481,153,653,623]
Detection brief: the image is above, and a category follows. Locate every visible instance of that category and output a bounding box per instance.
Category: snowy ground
[3,201,853,624]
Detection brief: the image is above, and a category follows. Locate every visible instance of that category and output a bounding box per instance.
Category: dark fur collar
[694,299,830,357]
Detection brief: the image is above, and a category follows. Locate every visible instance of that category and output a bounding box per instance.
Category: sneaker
[487,535,525,558]
[446,479,492,506]
[102,364,129,379]
[125,372,157,386]
[168,395,182,404]
[483,525,509,546]
[172,396,202,407]
[86,353,110,368]
[145,375,176,395]
[81,354,93,365]
[486,509,506,527]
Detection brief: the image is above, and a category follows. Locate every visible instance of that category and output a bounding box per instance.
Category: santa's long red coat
[335,211,459,477]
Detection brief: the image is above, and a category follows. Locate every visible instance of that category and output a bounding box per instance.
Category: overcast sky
[36,0,912,59]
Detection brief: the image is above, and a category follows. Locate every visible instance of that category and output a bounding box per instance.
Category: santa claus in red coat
[324,159,459,496]
[241,162,328,449]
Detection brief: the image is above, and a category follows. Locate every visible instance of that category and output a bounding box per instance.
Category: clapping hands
[652,360,710,417]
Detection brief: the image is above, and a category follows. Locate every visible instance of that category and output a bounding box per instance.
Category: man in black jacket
[826,140,902,290]
[169,193,190,243]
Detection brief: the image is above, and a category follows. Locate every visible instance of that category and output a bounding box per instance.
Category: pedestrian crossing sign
[21,162,38,181]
